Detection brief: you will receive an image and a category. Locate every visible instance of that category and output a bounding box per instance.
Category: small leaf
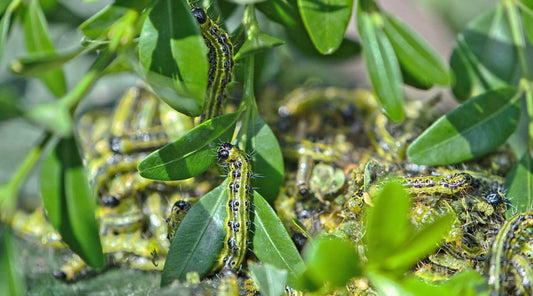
[382,12,449,87]
[253,191,304,286]
[385,212,454,272]
[0,225,26,296]
[24,100,72,137]
[365,181,411,265]
[505,151,533,213]
[40,137,105,268]
[161,180,228,286]
[138,112,239,180]
[400,276,452,296]
[256,0,301,27]
[10,46,88,76]
[442,270,489,296]
[407,88,521,165]
[0,0,19,65]
[357,6,405,122]
[240,107,284,203]
[22,0,67,97]
[520,4,533,46]
[449,4,527,101]
[301,236,362,291]
[234,32,285,60]
[298,0,354,54]
[249,262,288,296]
[138,0,208,116]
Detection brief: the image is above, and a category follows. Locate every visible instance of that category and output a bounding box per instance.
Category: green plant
[0,0,532,294]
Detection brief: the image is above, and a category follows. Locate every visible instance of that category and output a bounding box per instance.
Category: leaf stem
[0,132,53,222]
[62,50,115,113]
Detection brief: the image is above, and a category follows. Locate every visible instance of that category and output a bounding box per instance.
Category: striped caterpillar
[212,143,253,272]
[191,7,235,123]
[402,173,473,195]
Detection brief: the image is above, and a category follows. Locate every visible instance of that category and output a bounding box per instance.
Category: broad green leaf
[253,191,304,286]
[505,151,533,213]
[240,107,284,203]
[40,137,105,268]
[382,12,449,87]
[138,0,208,116]
[79,0,152,39]
[138,112,239,180]
[298,0,353,54]
[0,225,26,296]
[385,212,454,272]
[22,0,67,97]
[25,100,72,137]
[407,88,521,165]
[249,262,288,296]
[301,236,362,291]
[450,4,527,101]
[256,0,300,27]
[442,270,489,296]
[357,6,405,122]
[365,181,410,265]
[234,32,284,60]
[10,46,87,76]
[161,181,227,286]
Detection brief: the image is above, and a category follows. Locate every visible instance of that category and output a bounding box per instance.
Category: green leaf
[520,4,533,46]
[138,112,239,180]
[407,88,521,165]
[298,0,354,54]
[442,270,489,296]
[138,0,208,116]
[22,0,67,97]
[382,12,449,87]
[241,107,284,203]
[256,0,301,28]
[161,180,228,286]
[450,4,526,101]
[227,0,267,3]
[357,7,405,122]
[301,236,362,291]
[24,100,72,137]
[367,272,412,296]
[400,276,451,296]
[365,181,411,265]
[0,0,19,65]
[10,46,88,76]
[249,262,288,296]
[0,225,26,296]
[385,212,454,272]
[40,137,105,268]
[505,151,533,213]
[253,191,304,286]
[235,32,285,60]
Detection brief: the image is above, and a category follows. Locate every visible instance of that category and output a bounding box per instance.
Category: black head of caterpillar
[191,7,235,123]
[211,143,253,272]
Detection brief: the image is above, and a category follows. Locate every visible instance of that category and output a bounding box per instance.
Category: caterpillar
[402,173,473,195]
[191,7,235,123]
[212,143,253,272]
[488,211,533,295]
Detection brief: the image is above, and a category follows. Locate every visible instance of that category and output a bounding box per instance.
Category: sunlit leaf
[40,137,105,268]
[249,262,288,296]
[505,151,533,214]
[139,112,239,180]
[22,0,67,97]
[235,32,284,60]
[253,191,304,286]
[138,0,208,116]
[357,5,405,122]
[407,88,521,165]
[240,107,284,203]
[298,0,354,54]
[161,181,228,286]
